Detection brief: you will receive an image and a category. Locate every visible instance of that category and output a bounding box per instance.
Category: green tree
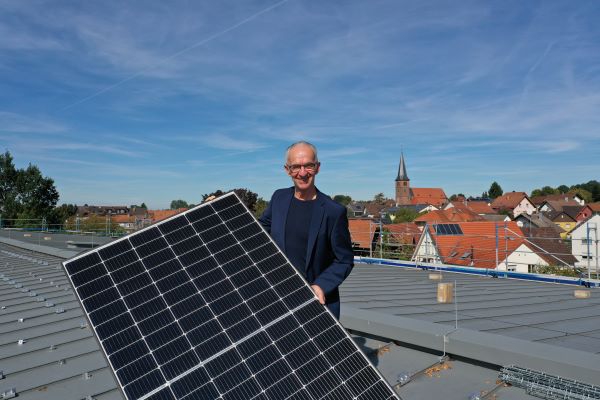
[569,188,593,204]
[203,188,259,212]
[0,151,18,220]
[488,182,503,199]
[170,199,189,209]
[374,193,386,204]
[571,180,600,202]
[47,204,78,228]
[333,195,352,206]
[531,186,558,197]
[392,208,421,223]
[557,185,570,194]
[253,198,268,219]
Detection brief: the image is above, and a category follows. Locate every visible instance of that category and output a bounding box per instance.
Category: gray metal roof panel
[0,242,120,400]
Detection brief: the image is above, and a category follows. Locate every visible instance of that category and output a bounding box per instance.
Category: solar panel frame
[63,192,399,400]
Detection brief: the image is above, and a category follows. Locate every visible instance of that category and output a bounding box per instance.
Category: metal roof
[2,234,600,399]
[340,263,600,385]
[0,241,123,400]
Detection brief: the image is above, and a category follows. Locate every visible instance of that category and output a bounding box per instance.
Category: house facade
[491,192,536,216]
[570,214,600,269]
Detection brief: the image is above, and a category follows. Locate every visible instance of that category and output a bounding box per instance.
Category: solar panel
[434,224,463,236]
[63,192,398,400]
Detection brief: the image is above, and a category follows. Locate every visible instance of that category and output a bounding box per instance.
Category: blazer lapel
[305,192,325,271]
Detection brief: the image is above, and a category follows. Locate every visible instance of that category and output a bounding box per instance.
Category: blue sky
[1,0,599,209]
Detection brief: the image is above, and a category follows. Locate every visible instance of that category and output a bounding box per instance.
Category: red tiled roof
[414,208,484,224]
[348,219,377,249]
[588,202,600,212]
[465,201,495,214]
[410,188,448,208]
[531,193,581,206]
[491,192,529,210]
[429,221,524,269]
[149,208,188,223]
[110,215,136,223]
[383,223,421,244]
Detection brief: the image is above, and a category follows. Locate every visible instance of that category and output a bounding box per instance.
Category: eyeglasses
[286,162,318,174]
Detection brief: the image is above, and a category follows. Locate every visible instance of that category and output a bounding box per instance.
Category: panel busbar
[63,193,398,400]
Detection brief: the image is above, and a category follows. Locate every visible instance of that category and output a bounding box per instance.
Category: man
[259,141,354,318]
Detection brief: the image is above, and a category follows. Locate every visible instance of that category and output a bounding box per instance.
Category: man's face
[285,144,320,192]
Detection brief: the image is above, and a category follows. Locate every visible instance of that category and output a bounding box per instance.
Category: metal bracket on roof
[17,339,26,345]
[394,357,453,389]
[1,388,17,399]
[83,372,91,380]
[0,370,4,379]
[55,308,65,314]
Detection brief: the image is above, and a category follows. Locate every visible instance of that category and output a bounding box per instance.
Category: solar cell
[63,192,398,400]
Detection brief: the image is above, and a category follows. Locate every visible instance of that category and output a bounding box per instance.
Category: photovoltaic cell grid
[63,193,398,400]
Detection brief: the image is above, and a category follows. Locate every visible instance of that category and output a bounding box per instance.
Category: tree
[374,193,386,204]
[488,182,503,199]
[203,188,259,212]
[170,199,189,209]
[449,193,465,201]
[569,188,593,204]
[557,185,570,194]
[47,204,78,228]
[392,208,421,223]
[333,195,352,206]
[0,151,18,219]
[481,191,489,198]
[531,186,558,197]
[254,198,268,219]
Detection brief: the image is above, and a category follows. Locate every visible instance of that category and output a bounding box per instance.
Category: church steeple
[396,152,409,182]
[395,151,412,206]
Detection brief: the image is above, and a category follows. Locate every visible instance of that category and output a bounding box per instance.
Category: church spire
[396,151,409,182]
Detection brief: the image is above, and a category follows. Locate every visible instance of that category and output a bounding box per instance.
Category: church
[395,153,448,209]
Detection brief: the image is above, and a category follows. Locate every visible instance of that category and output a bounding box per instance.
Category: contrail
[60,0,291,111]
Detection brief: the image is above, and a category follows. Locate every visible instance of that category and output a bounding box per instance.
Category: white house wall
[570,215,600,268]
[513,199,536,216]
[412,230,441,264]
[497,244,548,273]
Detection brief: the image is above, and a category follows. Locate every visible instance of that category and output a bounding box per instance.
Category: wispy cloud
[0,112,66,133]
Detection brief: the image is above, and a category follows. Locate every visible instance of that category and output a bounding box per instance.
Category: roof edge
[0,237,79,259]
[340,306,600,385]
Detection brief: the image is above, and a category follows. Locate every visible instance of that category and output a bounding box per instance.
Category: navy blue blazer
[259,187,354,318]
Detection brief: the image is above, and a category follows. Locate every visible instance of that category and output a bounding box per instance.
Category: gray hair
[285,141,319,163]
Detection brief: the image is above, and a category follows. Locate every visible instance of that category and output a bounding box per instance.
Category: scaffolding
[500,365,600,400]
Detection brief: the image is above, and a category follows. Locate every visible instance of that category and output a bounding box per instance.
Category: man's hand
[311,284,325,305]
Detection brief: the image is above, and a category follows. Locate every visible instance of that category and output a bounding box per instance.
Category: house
[514,212,562,234]
[148,208,188,224]
[76,205,130,217]
[569,214,600,268]
[539,199,582,213]
[543,210,578,238]
[110,214,138,232]
[497,227,577,273]
[384,223,421,244]
[412,221,524,268]
[576,203,600,222]
[346,202,366,217]
[491,192,536,216]
[444,200,496,216]
[413,207,484,228]
[531,193,585,208]
[363,199,396,218]
[348,218,379,256]
[394,153,448,208]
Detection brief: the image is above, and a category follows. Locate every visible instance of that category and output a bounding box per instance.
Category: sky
[1,0,599,209]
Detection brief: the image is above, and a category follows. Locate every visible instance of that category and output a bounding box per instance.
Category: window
[528,264,536,273]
